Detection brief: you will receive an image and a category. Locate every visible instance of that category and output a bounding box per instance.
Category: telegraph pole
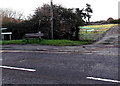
[50,0,54,39]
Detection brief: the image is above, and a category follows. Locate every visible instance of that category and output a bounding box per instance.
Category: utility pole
[50,0,54,39]
[38,19,41,32]
[0,16,2,40]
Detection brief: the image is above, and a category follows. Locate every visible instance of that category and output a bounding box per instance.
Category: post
[9,35,11,40]
[38,20,41,32]
[2,34,4,40]
[50,0,54,39]
[0,15,2,86]
[0,16,2,41]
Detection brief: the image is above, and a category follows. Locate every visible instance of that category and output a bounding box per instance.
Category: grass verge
[0,39,94,46]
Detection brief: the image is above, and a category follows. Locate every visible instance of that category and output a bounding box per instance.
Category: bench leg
[26,39,29,43]
[39,37,41,41]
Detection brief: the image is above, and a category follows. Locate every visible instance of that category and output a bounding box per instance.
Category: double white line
[0,65,36,72]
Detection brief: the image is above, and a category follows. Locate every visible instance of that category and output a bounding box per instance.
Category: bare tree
[0,8,24,20]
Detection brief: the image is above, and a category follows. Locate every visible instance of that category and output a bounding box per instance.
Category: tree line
[1,3,93,40]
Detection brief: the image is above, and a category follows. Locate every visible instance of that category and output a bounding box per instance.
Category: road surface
[1,50,118,84]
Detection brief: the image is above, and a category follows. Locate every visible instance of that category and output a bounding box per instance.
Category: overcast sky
[0,0,119,21]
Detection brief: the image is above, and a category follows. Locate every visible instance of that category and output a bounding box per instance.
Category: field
[79,24,118,40]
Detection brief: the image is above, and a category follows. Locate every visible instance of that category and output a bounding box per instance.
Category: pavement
[1,43,118,56]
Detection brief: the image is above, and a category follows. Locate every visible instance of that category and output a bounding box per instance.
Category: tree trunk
[75,27,79,40]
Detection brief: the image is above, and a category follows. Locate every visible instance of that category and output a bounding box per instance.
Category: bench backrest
[25,32,44,38]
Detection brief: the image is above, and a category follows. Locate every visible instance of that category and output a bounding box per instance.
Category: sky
[0,0,119,21]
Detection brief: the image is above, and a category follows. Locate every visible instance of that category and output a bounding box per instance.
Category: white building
[1,28,12,40]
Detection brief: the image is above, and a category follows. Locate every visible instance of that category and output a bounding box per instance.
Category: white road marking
[0,65,36,72]
[0,59,2,60]
[84,53,93,54]
[86,77,120,83]
[1,50,69,54]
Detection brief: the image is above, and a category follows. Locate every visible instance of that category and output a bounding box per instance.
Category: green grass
[0,39,94,46]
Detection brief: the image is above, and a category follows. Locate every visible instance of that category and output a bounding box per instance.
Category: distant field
[79,24,118,40]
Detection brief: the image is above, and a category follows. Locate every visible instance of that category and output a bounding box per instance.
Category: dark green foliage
[2,20,36,40]
[85,3,93,23]
[30,4,85,40]
[110,19,120,24]
[2,4,86,40]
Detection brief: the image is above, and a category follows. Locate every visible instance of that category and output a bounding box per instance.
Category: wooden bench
[24,32,44,43]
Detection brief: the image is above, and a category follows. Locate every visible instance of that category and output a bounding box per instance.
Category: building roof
[1,28,7,30]
[1,32,12,35]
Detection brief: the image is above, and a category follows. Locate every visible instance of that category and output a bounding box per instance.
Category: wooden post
[26,38,29,43]
[50,0,54,39]
[9,35,11,40]
[2,34,4,40]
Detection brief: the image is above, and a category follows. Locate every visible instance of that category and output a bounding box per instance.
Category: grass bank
[1,39,94,46]
[79,24,118,40]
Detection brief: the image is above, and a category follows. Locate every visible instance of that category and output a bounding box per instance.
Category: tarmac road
[1,51,118,84]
